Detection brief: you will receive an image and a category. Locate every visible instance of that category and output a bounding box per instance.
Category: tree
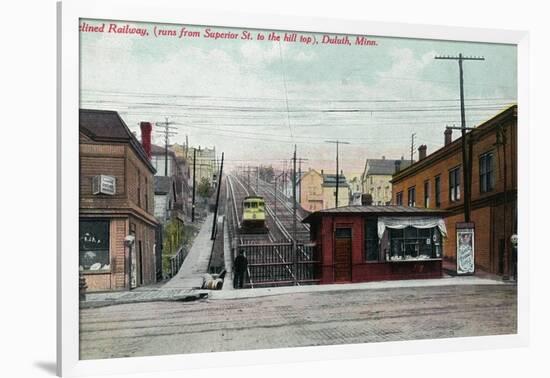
[197,177,212,198]
[259,165,274,182]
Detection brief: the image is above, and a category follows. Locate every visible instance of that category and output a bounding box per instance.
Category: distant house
[188,146,217,185]
[322,173,350,209]
[150,144,177,177]
[154,176,176,224]
[361,157,412,206]
[300,169,350,210]
[300,169,324,212]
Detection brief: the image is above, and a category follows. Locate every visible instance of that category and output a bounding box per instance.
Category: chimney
[361,193,373,206]
[140,122,152,160]
[394,160,401,173]
[418,144,427,160]
[444,128,453,146]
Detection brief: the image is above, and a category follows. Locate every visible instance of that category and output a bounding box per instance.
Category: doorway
[334,227,352,282]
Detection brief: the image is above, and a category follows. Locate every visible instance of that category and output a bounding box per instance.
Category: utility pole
[435,53,484,222]
[292,145,298,285]
[211,152,224,240]
[495,126,510,277]
[325,140,350,208]
[273,171,285,219]
[192,148,196,222]
[155,117,177,176]
[410,133,416,164]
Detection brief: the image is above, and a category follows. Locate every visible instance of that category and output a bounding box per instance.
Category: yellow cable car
[241,196,267,232]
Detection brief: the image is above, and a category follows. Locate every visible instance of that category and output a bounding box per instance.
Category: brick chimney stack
[140,122,152,160]
[444,128,453,146]
[418,144,427,160]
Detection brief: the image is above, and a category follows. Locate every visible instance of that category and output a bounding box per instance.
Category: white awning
[378,216,447,239]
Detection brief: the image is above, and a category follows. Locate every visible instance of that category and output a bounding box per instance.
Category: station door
[334,227,352,282]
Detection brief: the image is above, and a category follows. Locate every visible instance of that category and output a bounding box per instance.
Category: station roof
[302,205,447,223]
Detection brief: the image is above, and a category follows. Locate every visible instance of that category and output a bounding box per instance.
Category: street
[79,283,516,359]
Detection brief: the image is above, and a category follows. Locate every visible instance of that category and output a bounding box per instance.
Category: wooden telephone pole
[435,53,484,222]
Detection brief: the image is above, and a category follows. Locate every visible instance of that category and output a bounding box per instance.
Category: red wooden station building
[302,206,448,284]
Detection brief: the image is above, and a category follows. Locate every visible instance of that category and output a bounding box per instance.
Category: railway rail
[226,173,319,288]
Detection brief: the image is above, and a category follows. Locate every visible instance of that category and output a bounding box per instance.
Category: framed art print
[58,1,529,376]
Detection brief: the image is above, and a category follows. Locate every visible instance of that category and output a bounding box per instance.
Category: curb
[79,292,209,309]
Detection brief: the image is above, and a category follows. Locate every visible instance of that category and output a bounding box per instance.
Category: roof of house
[363,158,413,176]
[79,109,155,173]
[322,174,349,188]
[302,205,446,223]
[151,144,177,157]
[154,176,173,194]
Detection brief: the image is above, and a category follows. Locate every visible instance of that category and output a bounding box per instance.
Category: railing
[168,246,186,278]
[238,242,320,288]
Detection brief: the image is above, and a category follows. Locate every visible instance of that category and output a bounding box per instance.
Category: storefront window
[389,226,441,260]
[364,219,379,261]
[79,220,110,271]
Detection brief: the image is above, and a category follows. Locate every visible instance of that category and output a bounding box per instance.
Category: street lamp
[325,140,350,208]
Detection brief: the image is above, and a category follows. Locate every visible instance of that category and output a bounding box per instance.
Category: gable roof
[151,144,177,157]
[322,174,349,188]
[79,109,155,173]
[363,158,413,177]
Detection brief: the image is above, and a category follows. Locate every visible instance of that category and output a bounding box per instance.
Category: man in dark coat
[233,250,248,289]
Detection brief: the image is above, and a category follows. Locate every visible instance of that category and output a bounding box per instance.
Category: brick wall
[80,134,160,291]
[391,107,517,275]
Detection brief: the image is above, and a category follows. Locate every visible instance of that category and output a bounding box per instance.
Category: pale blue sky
[80,19,517,174]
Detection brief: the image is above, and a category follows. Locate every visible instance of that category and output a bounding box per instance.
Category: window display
[79,220,110,271]
[389,226,442,261]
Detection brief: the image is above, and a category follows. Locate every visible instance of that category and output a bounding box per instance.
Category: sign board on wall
[92,175,116,195]
[456,222,475,275]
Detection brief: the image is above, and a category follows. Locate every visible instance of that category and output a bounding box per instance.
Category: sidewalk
[208,275,509,300]
[162,213,215,290]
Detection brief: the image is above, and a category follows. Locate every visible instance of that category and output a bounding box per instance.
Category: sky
[79,19,517,175]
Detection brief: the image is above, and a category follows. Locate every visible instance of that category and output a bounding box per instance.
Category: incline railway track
[226,173,317,288]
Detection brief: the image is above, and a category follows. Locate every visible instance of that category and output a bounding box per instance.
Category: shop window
[389,227,442,261]
[449,167,461,202]
[364,219,379,261]
[79,220,110,271]
[480,152,495,193]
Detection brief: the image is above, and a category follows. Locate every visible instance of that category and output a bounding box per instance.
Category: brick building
[79,110,160,292]
[391,105,517,276]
